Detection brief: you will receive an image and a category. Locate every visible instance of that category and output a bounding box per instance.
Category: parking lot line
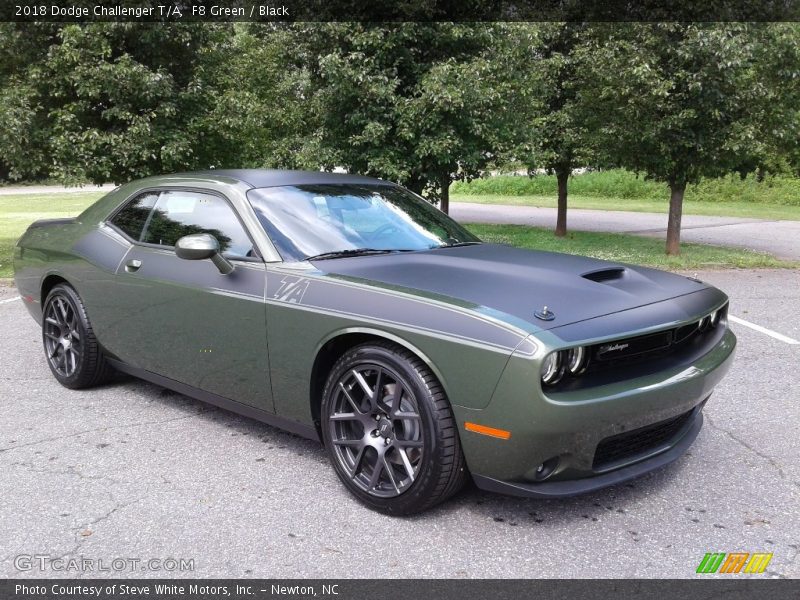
[729,315,800,345]
[0,296,21,304]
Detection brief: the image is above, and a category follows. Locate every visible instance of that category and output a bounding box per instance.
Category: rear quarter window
[108,192,158,240]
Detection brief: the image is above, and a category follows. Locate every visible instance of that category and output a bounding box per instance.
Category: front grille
[592,408,696,471]
[586,303,728,374]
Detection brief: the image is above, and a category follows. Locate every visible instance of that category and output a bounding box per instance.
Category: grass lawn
[452,194,800,221]
[466,223,797,270]
[0,192,103,279]
[0,191,794,280]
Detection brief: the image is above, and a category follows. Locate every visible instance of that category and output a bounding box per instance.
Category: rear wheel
[42,284,114,389]
[321,341,467,515]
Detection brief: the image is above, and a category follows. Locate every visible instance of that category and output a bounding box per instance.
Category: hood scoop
[582,267,626,283]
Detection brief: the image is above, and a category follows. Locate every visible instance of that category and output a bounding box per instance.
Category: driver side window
[141,191,257,259]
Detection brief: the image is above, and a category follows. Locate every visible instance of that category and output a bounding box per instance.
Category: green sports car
[13,170,736,515]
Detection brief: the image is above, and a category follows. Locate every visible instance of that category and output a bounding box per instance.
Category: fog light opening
[534,456,559,481]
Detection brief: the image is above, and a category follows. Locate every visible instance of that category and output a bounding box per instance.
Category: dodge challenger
[13,169,736,514]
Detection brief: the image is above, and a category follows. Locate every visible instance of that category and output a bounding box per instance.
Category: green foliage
[690,174,800,206]
[577,23,799,253]
[187,25,320,171]
[583,24,773,187]
[502,23,596,175]
[0,83,48,181]
[743,24,800,177]
[0,18,798,262]
[0,23,230,184]
[452,170,800,206]
[291,23,515,205]
[452,170,666,199]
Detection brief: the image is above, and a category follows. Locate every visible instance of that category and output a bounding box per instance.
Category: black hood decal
[312,244,708,329]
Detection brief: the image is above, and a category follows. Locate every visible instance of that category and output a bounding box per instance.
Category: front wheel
[42,283,114,389]
[320,341,467,515]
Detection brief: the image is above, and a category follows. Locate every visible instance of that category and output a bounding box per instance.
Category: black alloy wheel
[321,341,467,515]
[42,284,114,389]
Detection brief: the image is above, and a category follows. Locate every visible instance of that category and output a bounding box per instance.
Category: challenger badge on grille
[596,331,673,360]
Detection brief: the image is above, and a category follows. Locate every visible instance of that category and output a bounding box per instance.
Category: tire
[320,341,468,515]
[42,283,114,389]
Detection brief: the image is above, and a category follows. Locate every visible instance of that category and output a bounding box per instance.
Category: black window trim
[105,186,264,263]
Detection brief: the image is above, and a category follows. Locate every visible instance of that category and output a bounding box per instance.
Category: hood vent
[582,267,626,283]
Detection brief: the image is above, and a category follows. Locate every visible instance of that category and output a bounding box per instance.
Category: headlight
[542,346,588,386]
[566,346,587,374]
[700,307,725,331]
[541,352,563,385]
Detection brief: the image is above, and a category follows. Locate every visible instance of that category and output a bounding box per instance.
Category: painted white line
[0,295,21,304]
[729,315,800,345]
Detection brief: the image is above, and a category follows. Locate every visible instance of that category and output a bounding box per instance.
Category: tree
[0,23,229,184]
[507,23,596,236]
[188,24,320,171]
[290,23,513,212]
[746,24,800,178]
[584,24,769,255]
[0,24,61,181]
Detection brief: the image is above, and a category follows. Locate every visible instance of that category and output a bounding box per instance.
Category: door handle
[125,259,142,273]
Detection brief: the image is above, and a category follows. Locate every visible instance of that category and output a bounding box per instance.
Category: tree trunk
[666,182,686,256]
[555,169,569,237]
[440,171,451,214]
[406,177,425,196]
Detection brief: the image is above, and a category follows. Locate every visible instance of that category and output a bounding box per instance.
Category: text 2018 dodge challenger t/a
[14,169,735,515]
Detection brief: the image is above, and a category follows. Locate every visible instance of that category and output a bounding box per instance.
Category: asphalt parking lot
[0,269,798,579]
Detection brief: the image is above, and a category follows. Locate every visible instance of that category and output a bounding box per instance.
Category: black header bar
[2,579,798,600]
[2,0,799,22]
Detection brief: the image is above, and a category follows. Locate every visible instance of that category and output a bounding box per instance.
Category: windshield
[247,184,480,261]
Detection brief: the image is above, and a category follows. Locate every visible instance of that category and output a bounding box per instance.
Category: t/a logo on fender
[273,276,310,304]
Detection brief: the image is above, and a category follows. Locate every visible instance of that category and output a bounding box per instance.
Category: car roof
[185,169,393,189]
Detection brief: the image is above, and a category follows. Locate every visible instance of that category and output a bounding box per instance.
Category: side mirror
[174,233,234,275]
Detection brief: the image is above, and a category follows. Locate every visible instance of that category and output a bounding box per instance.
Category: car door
[106,188,273,412]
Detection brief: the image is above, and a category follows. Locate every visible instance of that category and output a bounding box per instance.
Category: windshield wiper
[440,241,482,248]
[306,248,409,261]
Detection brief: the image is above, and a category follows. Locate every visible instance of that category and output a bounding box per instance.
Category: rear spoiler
[27,217,77,229]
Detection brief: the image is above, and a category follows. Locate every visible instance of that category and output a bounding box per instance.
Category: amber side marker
[464,422,511,440]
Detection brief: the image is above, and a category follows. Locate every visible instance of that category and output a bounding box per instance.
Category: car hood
[311,244,709,330]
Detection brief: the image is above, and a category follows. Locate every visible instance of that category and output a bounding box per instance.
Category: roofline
[186,169,397,189]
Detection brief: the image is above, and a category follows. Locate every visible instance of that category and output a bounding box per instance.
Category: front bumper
[454,326,736,496]
[472,405,703,497]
